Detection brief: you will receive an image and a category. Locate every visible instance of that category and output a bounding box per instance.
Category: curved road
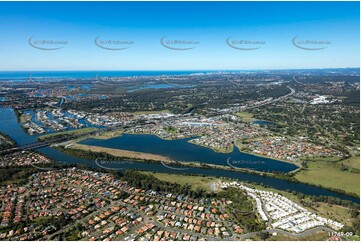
[243,86,295,111]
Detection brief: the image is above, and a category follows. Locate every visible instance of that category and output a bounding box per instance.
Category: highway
[242,86,296,111]
[293,75,306,86]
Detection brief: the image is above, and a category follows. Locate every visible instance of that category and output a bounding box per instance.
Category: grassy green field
[92,129,123,140]
[19,113,31,123]
[209,143,233,154]
[300,155,343,163]
[37,127,97,140]
[310,203,354,226]
[133,109,170,115]
[295,160,360,196]
[235,111,253,122]
[342,156,360,170]
[163,126,178,134]
[139,171,222,192]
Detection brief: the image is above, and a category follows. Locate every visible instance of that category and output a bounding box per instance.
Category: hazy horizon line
[1,67,360,72]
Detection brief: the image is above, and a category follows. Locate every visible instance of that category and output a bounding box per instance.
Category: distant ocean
[0,70,238,80]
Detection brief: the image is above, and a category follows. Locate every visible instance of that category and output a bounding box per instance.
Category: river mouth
[0,107,359,204]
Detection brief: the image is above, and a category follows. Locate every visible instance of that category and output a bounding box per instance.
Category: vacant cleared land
[91,130,124,140]
[235,111,253,122]
[295,161,360,196]
[342,156,360,170]
[19,113,31,123]
[133,109,171,115]
[309,203,353,227]
[139,171,222,192]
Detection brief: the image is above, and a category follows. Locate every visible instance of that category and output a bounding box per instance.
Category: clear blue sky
[0,1,359,71]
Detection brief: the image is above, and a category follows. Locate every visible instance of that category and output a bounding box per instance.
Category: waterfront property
[0,107,359,204]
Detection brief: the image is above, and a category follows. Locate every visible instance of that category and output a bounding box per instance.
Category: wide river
[0,107,359,204]
[79,134,298,172]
